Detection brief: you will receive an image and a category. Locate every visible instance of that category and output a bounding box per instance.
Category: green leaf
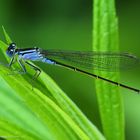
[2,26,12,44]
[0,28,105,139]
[93,0,124,140]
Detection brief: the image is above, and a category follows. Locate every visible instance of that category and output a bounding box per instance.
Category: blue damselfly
[4,43,140,93]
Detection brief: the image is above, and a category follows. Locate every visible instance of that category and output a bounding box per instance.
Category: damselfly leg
[9,55,15,67]
[25,61,41,80]
[17,58,26,74]
[24,61,41,89]
[6,57,26,75]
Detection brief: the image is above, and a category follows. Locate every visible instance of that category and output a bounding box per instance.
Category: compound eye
[6,43,16,57]
[11,43,16,48]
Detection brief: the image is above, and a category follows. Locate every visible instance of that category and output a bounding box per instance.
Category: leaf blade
[93,0,124,140]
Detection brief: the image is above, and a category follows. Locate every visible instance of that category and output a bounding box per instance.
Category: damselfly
[4,43,140,93]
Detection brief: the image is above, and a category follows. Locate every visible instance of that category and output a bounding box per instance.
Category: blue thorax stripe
[17,48,37,55]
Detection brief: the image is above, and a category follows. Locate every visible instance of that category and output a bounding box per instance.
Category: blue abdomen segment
[41,58,55,64]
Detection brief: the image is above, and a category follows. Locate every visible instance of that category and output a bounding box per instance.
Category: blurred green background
[0,0,140,139]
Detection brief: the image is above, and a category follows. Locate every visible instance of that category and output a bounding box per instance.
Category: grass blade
[93,0,124,140]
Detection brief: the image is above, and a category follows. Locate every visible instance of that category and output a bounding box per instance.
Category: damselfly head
[6,43,17,57]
